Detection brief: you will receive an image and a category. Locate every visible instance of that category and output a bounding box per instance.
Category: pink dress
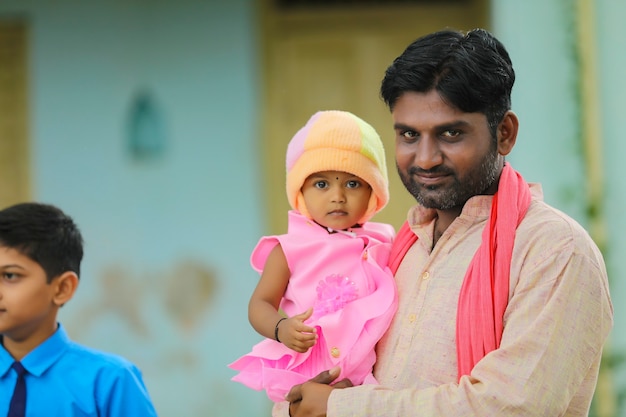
[229,211,398,402]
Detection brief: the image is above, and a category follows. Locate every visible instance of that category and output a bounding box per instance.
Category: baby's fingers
[297,329,317,341]
[293,307,314,321]
[297,322,317,334]
[290,331,318,352]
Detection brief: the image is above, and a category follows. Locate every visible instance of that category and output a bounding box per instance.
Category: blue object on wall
[127,90,167,160]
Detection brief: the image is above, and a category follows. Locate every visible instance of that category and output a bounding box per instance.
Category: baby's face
[301,170,371,230]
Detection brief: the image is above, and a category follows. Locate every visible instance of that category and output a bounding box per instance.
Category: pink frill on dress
[228,211,397,402]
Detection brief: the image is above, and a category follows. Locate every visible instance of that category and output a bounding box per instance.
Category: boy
[0,202,157,416]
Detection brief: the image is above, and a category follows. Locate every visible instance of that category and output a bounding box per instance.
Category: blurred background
[0,0,624,415]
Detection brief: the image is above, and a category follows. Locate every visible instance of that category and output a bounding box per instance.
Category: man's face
[392,90,502,210]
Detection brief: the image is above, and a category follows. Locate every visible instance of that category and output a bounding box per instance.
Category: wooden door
[260,0,489,233]
[0,18,30,208]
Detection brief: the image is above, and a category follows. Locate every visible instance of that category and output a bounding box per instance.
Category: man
[276,28,613,417]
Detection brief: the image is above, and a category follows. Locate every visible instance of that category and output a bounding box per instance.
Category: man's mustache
[407,166,453,177]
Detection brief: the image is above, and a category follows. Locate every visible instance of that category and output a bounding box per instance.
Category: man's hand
[287,367,353,417]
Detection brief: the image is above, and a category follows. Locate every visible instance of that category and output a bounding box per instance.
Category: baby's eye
[346,180,361,189]
[314,180,329,189]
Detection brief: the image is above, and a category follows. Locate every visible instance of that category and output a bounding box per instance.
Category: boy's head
[0,202,83,282]
[285,110,389,224]
[0,202,83,354]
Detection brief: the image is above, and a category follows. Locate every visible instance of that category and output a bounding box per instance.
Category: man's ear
[497,111,519,156]
[52,271,79,307]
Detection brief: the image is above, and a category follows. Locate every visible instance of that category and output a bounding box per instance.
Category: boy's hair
[0,202,83,282]
[380,28,515,138]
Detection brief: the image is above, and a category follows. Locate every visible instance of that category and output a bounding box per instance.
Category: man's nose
[414,136,443,170]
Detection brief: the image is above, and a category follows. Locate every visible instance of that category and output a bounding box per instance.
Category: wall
[493,0,626,414]
[0,0,271,415]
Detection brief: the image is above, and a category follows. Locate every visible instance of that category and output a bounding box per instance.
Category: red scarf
[388,163,531,380]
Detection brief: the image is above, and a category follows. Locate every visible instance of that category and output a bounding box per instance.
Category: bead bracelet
[274,317,287,343]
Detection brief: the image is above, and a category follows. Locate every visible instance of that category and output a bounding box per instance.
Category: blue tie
[7,361,27,417]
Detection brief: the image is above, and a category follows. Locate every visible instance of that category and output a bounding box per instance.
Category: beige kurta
[274,184,613,416]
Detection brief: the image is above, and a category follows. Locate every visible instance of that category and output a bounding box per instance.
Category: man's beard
[398,149,501,210]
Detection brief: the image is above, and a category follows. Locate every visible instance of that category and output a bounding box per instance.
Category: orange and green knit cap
[285,110,389,224]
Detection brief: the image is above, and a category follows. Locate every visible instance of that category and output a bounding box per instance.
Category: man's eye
[400,130,418,142]
[3,272,17,280]
[441,130,460,138]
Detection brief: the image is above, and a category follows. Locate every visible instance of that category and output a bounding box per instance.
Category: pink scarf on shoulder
[388,163,531,380]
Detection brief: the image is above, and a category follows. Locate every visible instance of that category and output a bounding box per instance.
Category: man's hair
[380,28,515,136]
[0,202,83,282]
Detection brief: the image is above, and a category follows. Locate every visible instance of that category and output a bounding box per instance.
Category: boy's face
[0,246,60,344]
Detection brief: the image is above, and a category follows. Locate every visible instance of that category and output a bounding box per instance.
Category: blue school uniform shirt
[0,323,157,416]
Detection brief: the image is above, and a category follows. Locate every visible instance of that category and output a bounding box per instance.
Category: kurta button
[422,271,430,280]
[330,347,340,358]
[362,251,368,260]
[408,313,416,323]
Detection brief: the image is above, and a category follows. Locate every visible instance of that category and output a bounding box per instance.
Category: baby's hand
[278,308,318,353]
